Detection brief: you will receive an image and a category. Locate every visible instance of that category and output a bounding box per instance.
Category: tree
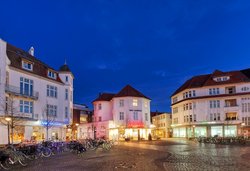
[0,95,25,145]
[41,102,56,141]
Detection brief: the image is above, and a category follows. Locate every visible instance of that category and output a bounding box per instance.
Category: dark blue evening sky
[1,0,250,112]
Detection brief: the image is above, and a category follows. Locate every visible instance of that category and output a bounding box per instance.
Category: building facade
[152,113,172,138]
[171,69,250,138]
[78,85,151,140]
[0,39,74,144]
[73,104,93,140]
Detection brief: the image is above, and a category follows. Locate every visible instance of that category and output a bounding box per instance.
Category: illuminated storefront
[172,124,239,138]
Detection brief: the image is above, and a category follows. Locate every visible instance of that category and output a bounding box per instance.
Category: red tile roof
[114,85,150,99]
[6,43,64,83]
[93,85,150,102]
[172,69,250,97]
[93,93,116,102]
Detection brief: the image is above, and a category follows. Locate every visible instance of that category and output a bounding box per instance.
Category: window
[119,112,124,120]
[47,104,57,116]
[209,100,220,108]
[144,101,148,108]
[194,114,196,122]
[242,103,250,112]
[209,88,220,95]
[47,85,57,98]
[65,76,68,82]
[70,90,73,101]
[173,107,178,114]
[133,111,138,120]
[65,107,68,118]
[214,76,230,82]
[217,113,220,121]
[98,104,102,110]
[65,89,68,100]
[241,87,249,92]
[225,99,237,107]
[20,100,33,114]
[20,77,33,96]
[190,115,192,122]
[119,99,124,107]
[99,116,102,121]
[225,86,236,94]
[210,114,213,121]
[48,70,57,79]
[172,97,178,103]
[173,118,178,124]
[145,113,148,121]
[133,99,138,106]
[22,60,33,71]
[189,103,192,110]
[192,90,196,97]
[188,91,192,97]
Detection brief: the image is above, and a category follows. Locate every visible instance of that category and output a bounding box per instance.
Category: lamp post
[5,117,11,145]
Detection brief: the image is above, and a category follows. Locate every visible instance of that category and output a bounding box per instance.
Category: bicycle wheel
[18,154,28,167]
[42,148,52,158]
[0,159,11,170]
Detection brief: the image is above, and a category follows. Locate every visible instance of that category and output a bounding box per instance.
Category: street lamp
[5,116,11,145]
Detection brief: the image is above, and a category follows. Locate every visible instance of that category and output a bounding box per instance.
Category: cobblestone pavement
[6,139,250,171]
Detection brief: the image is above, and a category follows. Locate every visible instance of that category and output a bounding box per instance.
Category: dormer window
[22,60,33,71]
[48,70,57,79]
[213,76,230,82]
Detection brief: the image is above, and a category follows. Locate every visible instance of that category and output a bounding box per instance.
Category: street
[10,139,250,171]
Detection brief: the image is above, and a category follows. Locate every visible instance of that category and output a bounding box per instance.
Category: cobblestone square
[8,139,250,171]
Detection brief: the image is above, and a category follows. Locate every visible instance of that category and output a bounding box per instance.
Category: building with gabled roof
[78,85,151,140]
[171,68,250,138]
[0,39,74,144]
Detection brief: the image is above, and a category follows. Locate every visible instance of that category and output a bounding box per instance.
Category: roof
[93,85,150,102]
[6,43,64,83]
[93,93,116,102]
[114,85,150,99]
[172,69,250,97]
[59,64,71,72]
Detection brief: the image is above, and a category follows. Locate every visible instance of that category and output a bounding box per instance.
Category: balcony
[5,84,39,100]
[224,105,238,112]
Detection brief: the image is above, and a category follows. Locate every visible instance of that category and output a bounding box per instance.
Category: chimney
[28,46,34,56]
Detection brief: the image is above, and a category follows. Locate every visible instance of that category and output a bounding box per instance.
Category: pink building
[78,85,151,140]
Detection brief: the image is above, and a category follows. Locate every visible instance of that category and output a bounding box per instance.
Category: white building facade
[152,113,172,138]
[0,39,73,144]
[171,69,250,138]
[78,85,151,140]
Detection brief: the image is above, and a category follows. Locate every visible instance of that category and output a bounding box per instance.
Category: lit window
[144,101,148,108]
[22,60,33,71]
[133,99,138,106]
